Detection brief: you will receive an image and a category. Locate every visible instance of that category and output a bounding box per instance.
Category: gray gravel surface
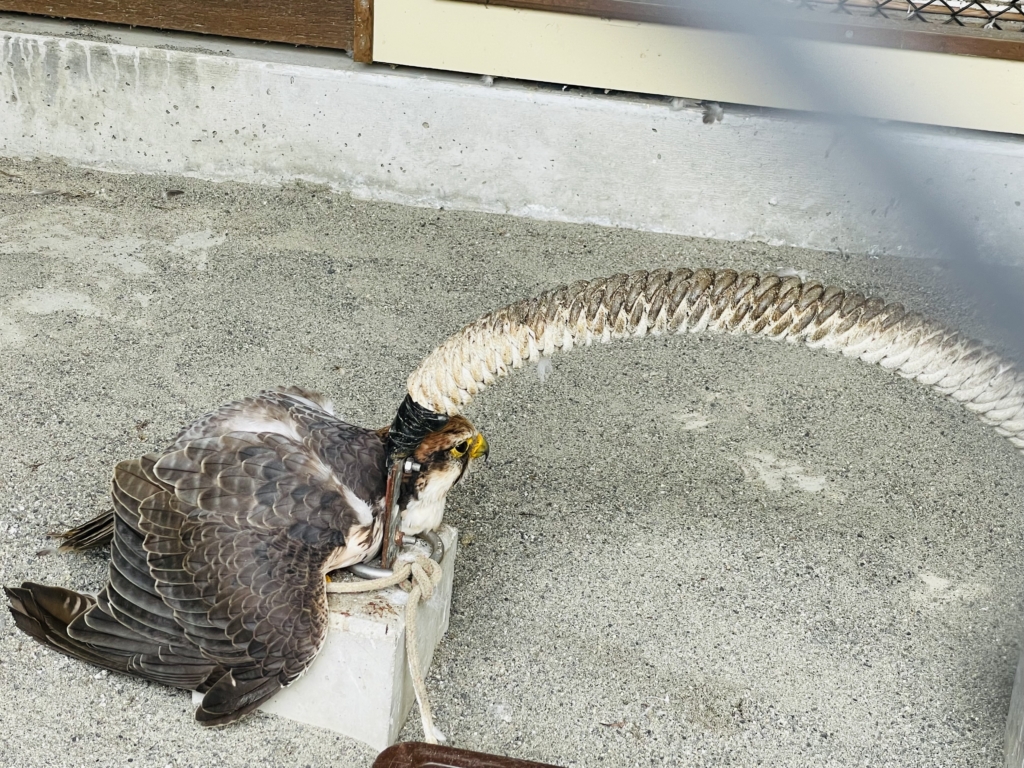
[1,158,1022,768]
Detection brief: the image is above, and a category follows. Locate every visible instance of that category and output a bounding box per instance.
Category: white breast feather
[401,465,461,535]
[342,486,374,526]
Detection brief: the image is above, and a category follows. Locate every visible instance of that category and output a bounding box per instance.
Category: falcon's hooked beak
[451,432,488,486]
[396,422,489,536]
[465,433,489,462]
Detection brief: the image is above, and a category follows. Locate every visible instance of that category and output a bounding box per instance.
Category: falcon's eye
[450,440,471,458]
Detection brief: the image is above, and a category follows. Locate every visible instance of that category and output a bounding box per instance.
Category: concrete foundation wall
[1,14,1022,261]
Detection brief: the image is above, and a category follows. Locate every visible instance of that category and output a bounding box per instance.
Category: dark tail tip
[5,584,48,643]
[5,582,94,646]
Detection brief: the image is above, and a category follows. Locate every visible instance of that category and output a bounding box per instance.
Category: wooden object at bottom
[374,742,562,768]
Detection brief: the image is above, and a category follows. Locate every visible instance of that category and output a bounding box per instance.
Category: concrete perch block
[191,525,458,751]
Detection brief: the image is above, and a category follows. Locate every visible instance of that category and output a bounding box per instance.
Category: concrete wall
[1,14,1023,261]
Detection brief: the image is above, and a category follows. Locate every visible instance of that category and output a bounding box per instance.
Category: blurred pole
[1007,645,1024,768]
[671,0,1024,344]
[668,3,1024,762]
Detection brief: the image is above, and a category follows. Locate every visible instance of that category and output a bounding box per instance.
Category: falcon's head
[397,414,488,535]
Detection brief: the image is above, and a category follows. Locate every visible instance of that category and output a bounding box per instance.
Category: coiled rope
[407,268,1024,451]
[326,556,446,744]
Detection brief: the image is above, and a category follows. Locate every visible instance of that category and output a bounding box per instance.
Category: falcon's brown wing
[145,429,377,724]
[67,455,219,689]
[11,424,386,726]
[11,456,222,691]
[57,387,383,552]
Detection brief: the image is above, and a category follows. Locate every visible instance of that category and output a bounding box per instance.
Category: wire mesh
[790,0,1024,31]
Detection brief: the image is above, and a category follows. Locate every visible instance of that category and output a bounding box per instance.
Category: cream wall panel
[375,0,1024,134]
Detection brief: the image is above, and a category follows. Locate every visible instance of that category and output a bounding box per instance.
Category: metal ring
[420,530,445,565]
[346,561,395,580]
[345,531,444,580]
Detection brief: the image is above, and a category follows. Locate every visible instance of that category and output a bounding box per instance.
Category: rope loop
[408,556,442,600]
[326,554,446,744]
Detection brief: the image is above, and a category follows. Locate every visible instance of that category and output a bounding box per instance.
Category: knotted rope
[407,268,1024,452]
[326,555,446,744]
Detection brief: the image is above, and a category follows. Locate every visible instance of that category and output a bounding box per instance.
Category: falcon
[5,385,487,726]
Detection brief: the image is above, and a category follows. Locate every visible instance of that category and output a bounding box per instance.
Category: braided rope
[407,268,1024,452]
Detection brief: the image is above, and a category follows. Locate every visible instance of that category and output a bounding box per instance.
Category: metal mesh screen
[791,0,1024,31]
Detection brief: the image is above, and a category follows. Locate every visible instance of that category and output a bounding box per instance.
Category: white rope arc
[407,268,1024,452]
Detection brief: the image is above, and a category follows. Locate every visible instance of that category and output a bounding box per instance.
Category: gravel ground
[1,158,1023,768]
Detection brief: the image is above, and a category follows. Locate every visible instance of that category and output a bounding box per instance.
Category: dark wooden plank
[353,0,373,62]
[0,1,354,50]
[453,0,1024,62]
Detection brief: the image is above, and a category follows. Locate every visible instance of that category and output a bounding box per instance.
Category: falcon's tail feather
[4,582,132,675]
[195,670,282,727]
[55,509,115,551]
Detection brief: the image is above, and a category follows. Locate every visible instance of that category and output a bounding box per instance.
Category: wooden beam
[452,0,1024,62]
[0,1,355,50]
[354,0,374,62]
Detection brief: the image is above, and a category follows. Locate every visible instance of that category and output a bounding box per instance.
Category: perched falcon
[5,386,487,726]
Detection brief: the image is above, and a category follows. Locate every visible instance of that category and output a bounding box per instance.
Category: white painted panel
[375,0,1024,135]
